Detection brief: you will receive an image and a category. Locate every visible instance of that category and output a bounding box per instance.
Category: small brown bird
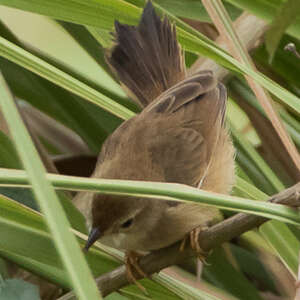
[74,1,235,282]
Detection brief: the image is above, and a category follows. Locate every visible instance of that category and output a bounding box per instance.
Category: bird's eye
[121,218,134,228]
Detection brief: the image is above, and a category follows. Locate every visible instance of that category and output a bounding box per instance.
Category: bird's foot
[179,226,209,263]
[125,251,148,293]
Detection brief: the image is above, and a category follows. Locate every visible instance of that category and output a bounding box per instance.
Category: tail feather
[106,1,186,108]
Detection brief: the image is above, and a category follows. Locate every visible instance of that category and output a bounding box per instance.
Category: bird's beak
[83,227,101,252]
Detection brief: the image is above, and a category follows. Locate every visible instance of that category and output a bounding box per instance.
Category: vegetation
[0,0,300,299]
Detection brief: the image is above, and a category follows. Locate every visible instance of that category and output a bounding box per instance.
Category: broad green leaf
[234,177,300,277]
[265,0,300,62]
[0,74,102,299]
[0,278,40,300]
[1,169,300,226]
[203,247,263,300]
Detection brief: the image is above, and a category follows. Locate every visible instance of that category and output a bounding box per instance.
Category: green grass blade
[230,244,277,293]
[229,78,300,149]
[203,247,263,300]
[1,169,300,226]
[58,22,114,77]
[1,1,300,116]
[230,122,285,193]
[0,142,85,233]
[203,0,300,169]
[153,271,222,300]
[85,26,114,49]
[233,177,267,200]
[235,177,300,277]
[0,130,20,169]
[0,0,140,30]
[0,20,121,152]
[0,193,120,287]
[260,220,300,277]
[0,194,183,299]
[0,36,134,120]
[0,74,102,299]
[234,149,276,195]
[153,0,241,22]
[0,29,87,230]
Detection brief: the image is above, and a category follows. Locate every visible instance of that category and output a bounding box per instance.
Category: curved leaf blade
[0,36,134,120]
[0,74,102,299]
[1,169,300,226]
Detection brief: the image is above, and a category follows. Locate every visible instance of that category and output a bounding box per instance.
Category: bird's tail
[106,1,186,108]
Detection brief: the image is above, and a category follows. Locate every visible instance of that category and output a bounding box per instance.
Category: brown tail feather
[106,1,186,108]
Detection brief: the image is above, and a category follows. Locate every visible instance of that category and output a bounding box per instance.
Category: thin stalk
[202,0,300,171]
[0,74,102,299]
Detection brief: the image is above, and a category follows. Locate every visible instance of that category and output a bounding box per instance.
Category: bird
[73,0,235,286]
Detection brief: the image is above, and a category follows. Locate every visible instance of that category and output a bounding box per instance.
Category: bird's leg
[180,226,209,263]
[125,251,148,293]
[179,234,187,252]
[190,227,207,263]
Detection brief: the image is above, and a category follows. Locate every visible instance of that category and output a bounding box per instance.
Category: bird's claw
[180,226,209,264]
[125,251,148,294]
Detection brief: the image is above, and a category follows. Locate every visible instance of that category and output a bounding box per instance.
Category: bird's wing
[145,71,227,187]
